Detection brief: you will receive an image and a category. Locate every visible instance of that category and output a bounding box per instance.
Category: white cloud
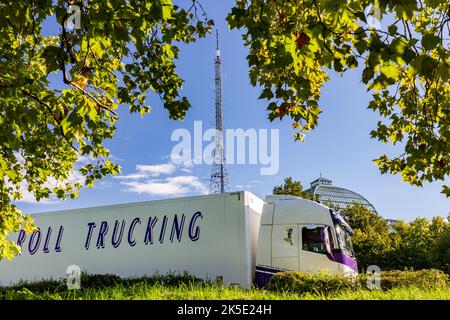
[113,174,147,180]
[76,154,93,164]
[13,152,123,204]
[18,190,60,204]
[16,169,86,204]
[122,176,208,196]
[136,163,176,176]
[118,160,207,196]
[12,153,87,204]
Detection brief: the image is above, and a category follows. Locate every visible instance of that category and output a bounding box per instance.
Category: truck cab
[255,195,358,287]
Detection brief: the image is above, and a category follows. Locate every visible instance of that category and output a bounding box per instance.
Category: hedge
[358,269,449,290]
[267,269,449,295]
[0,272,206,294]
[266,271,357,296]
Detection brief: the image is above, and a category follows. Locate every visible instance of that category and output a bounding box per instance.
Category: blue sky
[18,1,449,221]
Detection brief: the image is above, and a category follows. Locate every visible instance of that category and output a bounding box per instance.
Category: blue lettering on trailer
[128,217,141,247]
[188,212,203,241]
[144,217,158,245]
[55,226,63,252]
[85,222,96,250]
[16,211,204,255]
[42,227,52,253]
[170,214,185,243]
[96,221,109,249]
[28,230,41,255]
[111,220,125,248]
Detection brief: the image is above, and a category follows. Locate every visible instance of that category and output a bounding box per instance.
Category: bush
[0,278,66,294]
[342,204,450,274]
[359,269,449,290]
[266,271,357,296]
[80,273,124,289]
[267,269,449,296]
[0,271,207,296]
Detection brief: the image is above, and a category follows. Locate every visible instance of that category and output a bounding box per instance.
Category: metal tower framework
[209,30,230,194]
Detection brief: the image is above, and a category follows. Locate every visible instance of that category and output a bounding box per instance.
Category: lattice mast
[209,30,229,194]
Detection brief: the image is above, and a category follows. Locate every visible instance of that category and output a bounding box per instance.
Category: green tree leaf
[421,33,441,51]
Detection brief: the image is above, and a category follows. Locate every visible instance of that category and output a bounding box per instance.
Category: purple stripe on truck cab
[255,265,285,287]
[334,251,358,272]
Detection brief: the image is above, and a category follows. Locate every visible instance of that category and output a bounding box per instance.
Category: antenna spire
[209,29,229,194]
[215,29,220,57]
[216,29,219,51]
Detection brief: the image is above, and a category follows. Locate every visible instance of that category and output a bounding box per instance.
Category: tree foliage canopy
[343,204,450,272]
[228,0,450,196]
[0,0,212,259]
[273,176,317,200]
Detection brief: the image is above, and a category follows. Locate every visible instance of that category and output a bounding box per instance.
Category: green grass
[2,282,449,300]
[331,287,450,300]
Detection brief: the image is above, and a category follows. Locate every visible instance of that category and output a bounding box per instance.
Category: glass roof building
[304,176,377,213]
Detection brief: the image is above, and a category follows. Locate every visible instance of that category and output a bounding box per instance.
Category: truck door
[271,225,299,271]
[299,224,339,273]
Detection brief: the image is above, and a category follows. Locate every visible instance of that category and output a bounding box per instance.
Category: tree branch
[22,90,78,152]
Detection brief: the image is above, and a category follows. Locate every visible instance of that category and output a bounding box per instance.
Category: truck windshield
[331,210,355,257]
[335,225,355,257]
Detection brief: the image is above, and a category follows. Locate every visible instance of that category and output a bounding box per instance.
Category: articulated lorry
[0,191,357,288]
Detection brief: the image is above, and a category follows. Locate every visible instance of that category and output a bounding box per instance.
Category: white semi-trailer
[0,191,357,288]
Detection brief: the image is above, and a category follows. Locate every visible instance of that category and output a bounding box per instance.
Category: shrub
[80,273,124,289]
[0,278,65,294]
[359,269,449,290]
[266,271,357,296]
[342,204,450,273]
[267,269,449,296]
[0,271,207,296]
